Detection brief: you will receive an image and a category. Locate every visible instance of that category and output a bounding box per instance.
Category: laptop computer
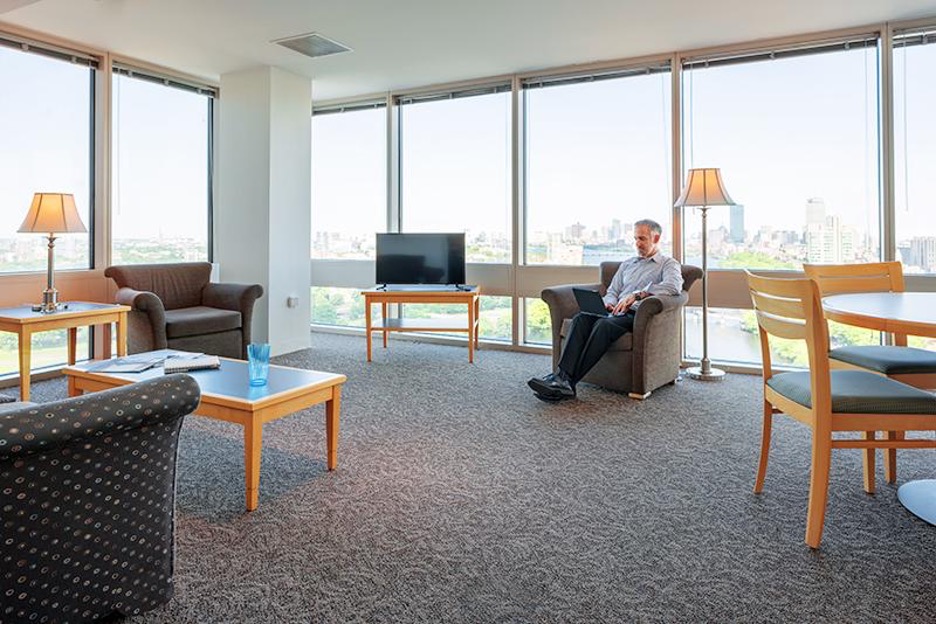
[573,288,612,316]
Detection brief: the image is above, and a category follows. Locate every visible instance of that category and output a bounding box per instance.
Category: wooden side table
[361,286,481,363]
[0,302,130,401]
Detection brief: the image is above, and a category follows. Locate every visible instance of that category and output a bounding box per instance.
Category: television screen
[376,233,466,285]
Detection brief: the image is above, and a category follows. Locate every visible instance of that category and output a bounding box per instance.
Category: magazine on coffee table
[163,355,221,374]
[87,354,164,373]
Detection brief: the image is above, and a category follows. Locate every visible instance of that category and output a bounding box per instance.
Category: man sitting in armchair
[528,218,683,402]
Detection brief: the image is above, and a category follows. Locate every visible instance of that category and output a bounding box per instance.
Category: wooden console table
[362,286,481,363]
[0,302,130,401]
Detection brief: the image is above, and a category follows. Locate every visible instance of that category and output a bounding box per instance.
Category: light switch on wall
[287,296,300,308]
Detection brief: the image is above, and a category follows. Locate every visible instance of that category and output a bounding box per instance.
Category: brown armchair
[541,262,702,399]
[104,262,264,359]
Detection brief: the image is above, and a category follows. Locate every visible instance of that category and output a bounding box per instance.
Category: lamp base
[32,302,68,314]
[686,365,726,381]
[33,288,65,314]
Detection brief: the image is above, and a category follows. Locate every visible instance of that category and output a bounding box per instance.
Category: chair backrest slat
[804,261,904,295]
[750,291,806,320]
[746,270,832,401]
[755,310,807,340]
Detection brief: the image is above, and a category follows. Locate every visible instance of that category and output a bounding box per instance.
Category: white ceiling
[2,0,936,101]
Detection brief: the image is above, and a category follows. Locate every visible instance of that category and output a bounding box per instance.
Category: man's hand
[612,293,638,315]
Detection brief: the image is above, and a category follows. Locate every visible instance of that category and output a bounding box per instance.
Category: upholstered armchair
[541,262,702,399]
[105,262,264,359]
[0,374,200,623]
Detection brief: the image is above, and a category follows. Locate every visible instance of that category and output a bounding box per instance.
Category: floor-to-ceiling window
[305,20,936,363]
[311,102,387,327]
[398,86,513,340]
[399,86,511,263]
[523,65,673,265]
[894,26,936,276]
[111,65,213,264]
[0,35,96,373]
[893,25,936,351]
[521,64,673,343]
[681,35,882,366]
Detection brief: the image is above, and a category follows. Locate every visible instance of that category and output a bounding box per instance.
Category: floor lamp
[18,193,87,314]
[674,168,736,381]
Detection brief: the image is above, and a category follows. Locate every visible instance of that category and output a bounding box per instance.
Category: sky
[0,47,90,234]
[311,41,936,249]
[3,36,935,262]
[0,45,210,245]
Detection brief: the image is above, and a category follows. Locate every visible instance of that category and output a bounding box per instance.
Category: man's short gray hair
[634,219,662,236]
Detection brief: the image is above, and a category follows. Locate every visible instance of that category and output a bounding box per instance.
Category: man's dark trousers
[558,310,636,385]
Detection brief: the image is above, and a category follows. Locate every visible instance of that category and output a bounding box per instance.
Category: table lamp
[674,168,736,381]
[18,192,87,314]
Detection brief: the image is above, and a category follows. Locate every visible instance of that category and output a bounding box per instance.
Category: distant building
[805,214,857,263]
[897,243,912,265]
[729,204,745,243]
[909,236,936,272]
[610,219,622,241]
[565,222,586,240]
[709,226,727,249]
[806,198,825,226]
[548,233,583,264]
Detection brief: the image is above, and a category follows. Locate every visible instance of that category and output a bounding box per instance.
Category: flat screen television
[376,233,466,287]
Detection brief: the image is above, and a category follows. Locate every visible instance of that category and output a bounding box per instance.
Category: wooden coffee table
[64,354,346,511]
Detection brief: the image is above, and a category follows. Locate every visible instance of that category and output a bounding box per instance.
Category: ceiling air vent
[273,32,352,59]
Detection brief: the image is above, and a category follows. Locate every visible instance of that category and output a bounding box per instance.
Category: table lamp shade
[18,193,87,235]
[674,168,735,208]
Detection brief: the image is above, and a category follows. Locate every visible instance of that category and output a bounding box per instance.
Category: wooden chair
[804,261,936,486]
[745,271,936,548]
[804,262,936,389]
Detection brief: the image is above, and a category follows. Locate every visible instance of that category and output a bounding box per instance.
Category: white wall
[268,68,313,354]
[216,66,312,355]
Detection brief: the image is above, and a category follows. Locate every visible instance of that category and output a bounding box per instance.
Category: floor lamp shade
[18,193,87,313]
[674,168,735,208]
[674,168,736,381]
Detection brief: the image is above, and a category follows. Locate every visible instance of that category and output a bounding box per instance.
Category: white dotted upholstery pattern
[1,374,200,624]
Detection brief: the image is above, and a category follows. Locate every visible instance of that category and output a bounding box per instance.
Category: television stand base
[361,286,481,363]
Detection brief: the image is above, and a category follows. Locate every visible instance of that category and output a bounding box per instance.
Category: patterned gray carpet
[26,333,936,623]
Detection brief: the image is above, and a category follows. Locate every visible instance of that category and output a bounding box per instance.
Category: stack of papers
[87,355,164,373]
[163,355,221,374]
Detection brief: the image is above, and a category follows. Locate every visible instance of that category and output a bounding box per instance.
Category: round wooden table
[822,292,936,339]
[822,291,936,525]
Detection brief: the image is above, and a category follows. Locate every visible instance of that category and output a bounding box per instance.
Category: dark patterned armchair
[541,262,702,399]
[0,374,200,623]
[105,262,264,360]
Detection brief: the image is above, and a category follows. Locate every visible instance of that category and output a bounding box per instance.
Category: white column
[216,66,312,356]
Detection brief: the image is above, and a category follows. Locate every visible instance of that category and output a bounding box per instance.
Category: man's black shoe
[527,372,575,399]
[533,391,564,403]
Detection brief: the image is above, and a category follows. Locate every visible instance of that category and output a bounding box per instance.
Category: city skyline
[311,195,933,274]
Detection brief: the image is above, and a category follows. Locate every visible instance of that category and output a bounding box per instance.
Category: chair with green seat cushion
[804,262,936,389]
[804,261,936,488]
[828,345,936,376]
[746,270,936,549]
[766,370,936,414]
